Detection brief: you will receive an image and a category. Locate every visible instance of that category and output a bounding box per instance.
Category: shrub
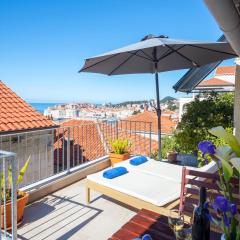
[175,92,233,154]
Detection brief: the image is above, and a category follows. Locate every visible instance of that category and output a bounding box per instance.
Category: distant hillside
[113,100,150,107]
[161,96,176,103]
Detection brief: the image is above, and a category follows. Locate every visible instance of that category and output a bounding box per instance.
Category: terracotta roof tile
[0,80,56,133]
[54,119,159,162]
[124,111,177,135]
[215,66,236,76]
[198,77,234,87]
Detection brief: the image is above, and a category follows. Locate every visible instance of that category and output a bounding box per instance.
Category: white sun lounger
[114,157,218,182]
[86,167,181,216]
[114,157,183,183]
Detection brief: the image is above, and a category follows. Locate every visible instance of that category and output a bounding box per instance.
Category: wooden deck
[109,209,221,240]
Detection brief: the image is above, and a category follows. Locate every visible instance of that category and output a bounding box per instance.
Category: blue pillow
[130,156,148,166]
[103,167,128,179]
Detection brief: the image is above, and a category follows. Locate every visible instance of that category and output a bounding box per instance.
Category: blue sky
[0,0,234,103]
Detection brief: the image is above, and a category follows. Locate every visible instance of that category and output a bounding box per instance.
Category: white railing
[0,150,17,240]
[0,120,153,189]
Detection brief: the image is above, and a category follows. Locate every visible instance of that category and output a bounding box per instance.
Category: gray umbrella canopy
[79,35,237,160]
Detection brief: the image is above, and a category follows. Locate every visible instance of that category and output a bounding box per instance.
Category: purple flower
[212,196,229,213]
[212,196,238,227]
[198,141,216,157]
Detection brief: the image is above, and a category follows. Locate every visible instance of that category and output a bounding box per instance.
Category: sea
[29,103,60,114]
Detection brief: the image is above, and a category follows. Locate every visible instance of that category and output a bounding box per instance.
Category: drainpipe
[204,0,240,56]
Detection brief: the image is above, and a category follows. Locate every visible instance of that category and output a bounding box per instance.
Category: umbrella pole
[154,62,162,161]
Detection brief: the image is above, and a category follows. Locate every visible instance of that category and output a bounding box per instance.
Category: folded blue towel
[103,167,128,179]
[130,156,148,166]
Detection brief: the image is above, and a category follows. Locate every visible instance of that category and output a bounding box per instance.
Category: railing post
[116,121,119,139]
[149,123,152,156]
[67,127,70,173]
[11,153,17,240]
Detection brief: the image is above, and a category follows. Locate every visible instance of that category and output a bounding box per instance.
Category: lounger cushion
[103,166,128,179]
[130,155,148,166]
[87,169,181,206]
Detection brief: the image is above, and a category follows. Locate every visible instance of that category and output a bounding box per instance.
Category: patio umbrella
[79,35,236,160]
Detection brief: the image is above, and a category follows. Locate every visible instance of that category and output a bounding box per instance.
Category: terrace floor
[17,179,136,240]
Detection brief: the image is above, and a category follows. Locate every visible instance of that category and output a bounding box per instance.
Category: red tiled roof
[198,77,234,87]
[215,66,236,76]
[55,120,106,162]
[125,111,177,135]
[0,81,56,133]
[54,119,159,164]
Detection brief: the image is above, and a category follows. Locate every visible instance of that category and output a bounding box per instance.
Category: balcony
[0,120,154,239]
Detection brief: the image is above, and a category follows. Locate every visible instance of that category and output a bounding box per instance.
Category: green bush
[175,92,233,154]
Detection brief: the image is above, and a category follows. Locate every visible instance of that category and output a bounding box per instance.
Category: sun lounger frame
[86,179,179,216]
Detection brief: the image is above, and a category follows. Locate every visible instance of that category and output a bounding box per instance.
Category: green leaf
[209,126,240,156]
[221,158,233,182]
[215,145,232,160]
[230,158,240,174]
[17,156,30,185]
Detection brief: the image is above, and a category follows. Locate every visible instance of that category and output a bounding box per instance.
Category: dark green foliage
[175,93,234,154]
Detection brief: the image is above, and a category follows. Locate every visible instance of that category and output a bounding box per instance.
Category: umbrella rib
[157,45,185,62]
[128,51,153,62]
[188,44,237,56]
[79,53,121,72]
[157,47,175,61]
[139,50,154,61]
[108,50,140,75]
[164,45,200,67]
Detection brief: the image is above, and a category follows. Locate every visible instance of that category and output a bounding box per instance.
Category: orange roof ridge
[198,77,234,87]
[215,66,236,75]
[0,81,56,133]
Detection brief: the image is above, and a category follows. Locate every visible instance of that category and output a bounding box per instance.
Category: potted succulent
[1,157,30,230]
[198,127,240,240]
[109,139,131,166]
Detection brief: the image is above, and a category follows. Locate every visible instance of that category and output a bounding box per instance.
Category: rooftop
[126,111,177,135]
[0,81,56,133]
[197,77,234,87]
[215,65,236,76]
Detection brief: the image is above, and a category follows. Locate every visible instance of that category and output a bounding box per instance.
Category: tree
[175,92,234,154]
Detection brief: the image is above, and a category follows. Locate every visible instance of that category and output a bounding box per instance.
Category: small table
[109,209,221,240]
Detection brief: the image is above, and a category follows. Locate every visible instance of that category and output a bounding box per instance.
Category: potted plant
[109,139,131,166]
[198,126,240,240]
[1,157,30,230]
[164,136,178,163]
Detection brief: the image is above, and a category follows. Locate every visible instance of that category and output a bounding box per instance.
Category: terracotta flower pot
[167,151,178,163]
[1,190,29,230]
[109,152,130,166]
